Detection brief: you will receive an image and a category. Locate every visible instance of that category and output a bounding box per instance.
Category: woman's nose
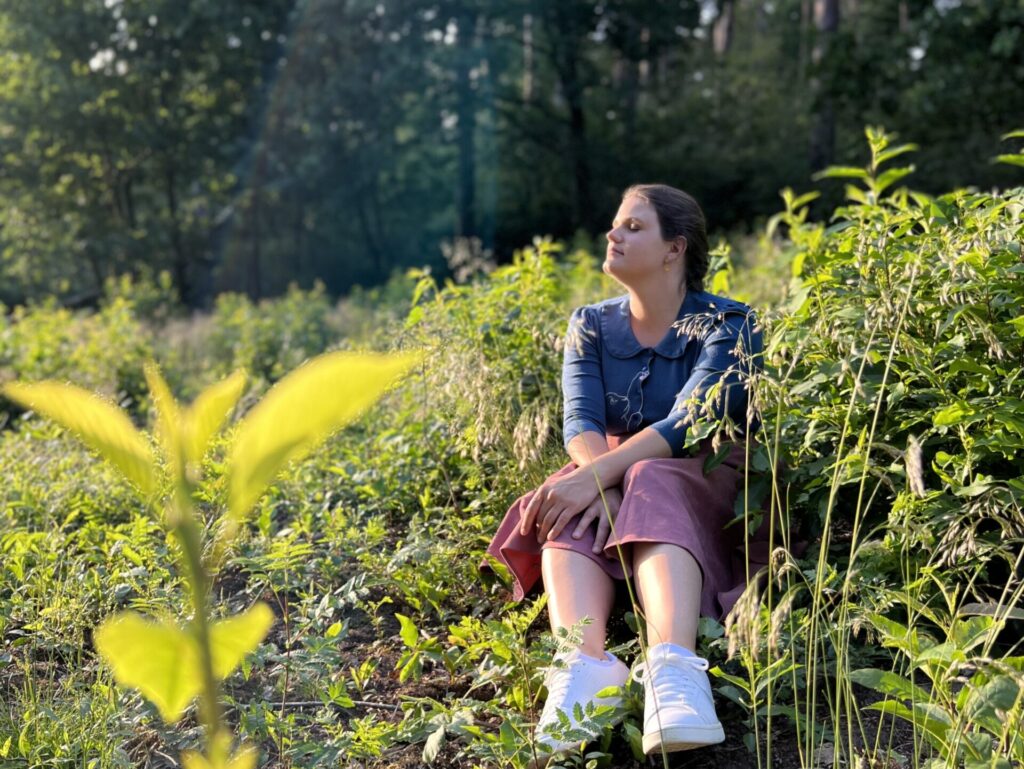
[607,228,621,243]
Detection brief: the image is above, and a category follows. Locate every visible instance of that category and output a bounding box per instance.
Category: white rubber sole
[642,722,726,754]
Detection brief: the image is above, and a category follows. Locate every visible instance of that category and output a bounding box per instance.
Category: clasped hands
[518,466,623,553]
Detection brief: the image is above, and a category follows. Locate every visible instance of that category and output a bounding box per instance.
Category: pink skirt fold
[484,438,771,620]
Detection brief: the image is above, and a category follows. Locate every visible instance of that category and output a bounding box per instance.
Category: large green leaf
[144,363,183,470]
[182,745,258,769]
[849,668,931,704]
[94,604,273,723]
[3,381,157,495]
[227,351,421,521]
[94,612,202,723]
[209,603,274,679]
[185,370,246,467]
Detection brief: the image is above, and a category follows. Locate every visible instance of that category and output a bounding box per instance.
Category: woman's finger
[519,486,544,535]
[592,513,610,554]
[545,507,580,542]
[536,505,565,543]
[572,503,598,539]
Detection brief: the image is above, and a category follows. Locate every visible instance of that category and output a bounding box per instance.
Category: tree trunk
[547,4,592,232]
[455,7,478,239]
[809,0,839,172]
[164,163,191,303]
[521,13,533,103]
[713,0,735,56]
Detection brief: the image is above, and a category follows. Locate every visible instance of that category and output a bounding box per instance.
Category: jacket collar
[598,290,723,359]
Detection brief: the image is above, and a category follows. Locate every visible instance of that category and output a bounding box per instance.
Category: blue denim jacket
[561,290,763,457]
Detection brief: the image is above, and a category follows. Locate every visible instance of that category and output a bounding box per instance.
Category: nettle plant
[3,350,419,769]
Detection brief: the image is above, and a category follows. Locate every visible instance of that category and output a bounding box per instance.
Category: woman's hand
[519,466,603,543]
[571,486,623,554]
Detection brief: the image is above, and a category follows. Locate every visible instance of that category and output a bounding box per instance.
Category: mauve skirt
[484,435,771,620]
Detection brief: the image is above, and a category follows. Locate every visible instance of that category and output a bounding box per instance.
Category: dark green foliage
[764,129,1024,590]
[2,1,1021,305]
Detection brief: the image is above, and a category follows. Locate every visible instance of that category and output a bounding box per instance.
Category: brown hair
[623,183,709,292]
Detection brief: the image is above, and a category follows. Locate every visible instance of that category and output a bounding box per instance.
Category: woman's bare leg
[541,548,615,658]
[633,543,702,651]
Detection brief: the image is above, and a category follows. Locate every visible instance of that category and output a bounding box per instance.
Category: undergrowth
[1,129,1022,768]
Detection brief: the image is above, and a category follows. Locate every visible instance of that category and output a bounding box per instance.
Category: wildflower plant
[2,350,419,768]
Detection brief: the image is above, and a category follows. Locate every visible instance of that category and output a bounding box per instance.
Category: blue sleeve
[650,309,763,457]
[561,306,606,449]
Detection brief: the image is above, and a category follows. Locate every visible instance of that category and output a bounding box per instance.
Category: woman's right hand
[571,486,623,554]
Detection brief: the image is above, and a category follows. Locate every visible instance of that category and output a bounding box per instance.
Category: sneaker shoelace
[632,651,710,717]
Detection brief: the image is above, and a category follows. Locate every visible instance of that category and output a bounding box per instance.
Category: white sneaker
[531,648,629,765]
[632,643,725,754]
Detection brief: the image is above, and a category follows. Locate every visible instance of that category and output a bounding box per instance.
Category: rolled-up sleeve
[651,310,763,457]
[561,306,606,449]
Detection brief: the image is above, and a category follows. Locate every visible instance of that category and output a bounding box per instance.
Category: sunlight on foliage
[94,604,273,723]
[227,350,422,521]
[2,381,157,495]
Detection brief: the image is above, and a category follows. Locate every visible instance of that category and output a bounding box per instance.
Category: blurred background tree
[0,0,1021,307]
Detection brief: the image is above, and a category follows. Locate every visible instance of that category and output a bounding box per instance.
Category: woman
[485,184,763,762]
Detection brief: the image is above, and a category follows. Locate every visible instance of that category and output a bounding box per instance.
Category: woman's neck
[627,284,688,346]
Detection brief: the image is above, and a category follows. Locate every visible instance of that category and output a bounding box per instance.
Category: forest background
[2,0,1022,307]
[3,2,1024,769]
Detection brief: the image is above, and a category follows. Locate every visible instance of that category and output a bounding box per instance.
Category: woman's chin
[602,258,630,282]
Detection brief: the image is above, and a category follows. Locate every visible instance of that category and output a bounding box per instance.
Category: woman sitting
[486,183,763,763]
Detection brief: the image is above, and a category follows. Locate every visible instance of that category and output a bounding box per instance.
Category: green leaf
[849,668,931,704]
[94,605,272,724]
[185,370,246,467]
[3,381,157,495]
[209,603,274,679]
[422,725,445,764]
[813,165,870,181]
[396,613,419,648]
[866,700,951,752]
[958,602,1024,621]
[94,612,201,722]
[995,154,1024,168]
[182,745,258,769]
[1002,129,1024,140]
[933,402,975,427]
[875,143,918,166]
[227,351,421,521]
[874,166,915,195]
[144,363,182,469]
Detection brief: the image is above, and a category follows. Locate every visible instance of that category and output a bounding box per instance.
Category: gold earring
[663,261,671,272]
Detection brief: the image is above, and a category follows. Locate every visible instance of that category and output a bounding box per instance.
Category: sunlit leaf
[3,381,157,495]
[185,370,246,466]
[422,725,445,764]
[209,603,274,679]
[396,612,419,648]
[1001,129,1024,140]
[875,143,918,166]
[94,611,201,723]
[849,667,930,704]
[182,745,258,769]
[145,363,182,469]
[95,606,272,724]
[875,166,915,195]
[812,165,870,181]
[227,351,421,521]
[933,402,974,427]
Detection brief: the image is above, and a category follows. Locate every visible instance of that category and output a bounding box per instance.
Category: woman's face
[604,195,679,285]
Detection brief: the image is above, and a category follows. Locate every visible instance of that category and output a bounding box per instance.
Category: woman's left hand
[519,466,603,543]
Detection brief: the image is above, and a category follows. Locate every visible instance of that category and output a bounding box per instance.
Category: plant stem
[173,489,226,754]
